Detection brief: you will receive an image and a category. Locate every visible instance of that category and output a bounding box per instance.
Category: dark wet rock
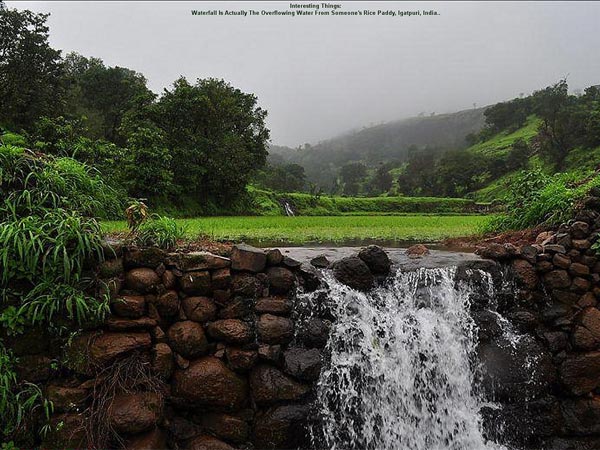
[561,397,600,435]
[179,271,212,296]
[167,251,230,271]
[46,384,89,412]
[478,336,555,402]
[112,295,146,318]
[218,298,251,319]
[182,296,217,322]
[358,245,392,274]
[108,392,163,435]
[231,244,267,272]
[267,267,295,294]
[553,253,571,269]
[98,257,124,279]
[299,317,331,348]
[152,342,174,379]
[283,347,322,381]
[41,413,86,449]
[207,319,253,345]
[310,254,331,268]
[543,270,571,290]
[167,321,208,358]
[544,331,569,353]
[124,247,167,269]
[162,270,176,289]
[172,357,248,409]
[298,263,321,292]
[255,296,293,316]
[199,412,249,444]
[254,404,310,450]
[125,427,168,450]
[258,344,282,363]
[250,365,310,404]
[511,259,538,289]
[232,273,262,297]
[519,245,538,264]
[188,435,235,450]
[266,248,284,266]
[332,256,374,291]
[86,332,151,369]
[106,316,157,331]
[226,347,258,372]
[481,397,561,448]
[571,221,591,239]
[282,256,302,269]
[257,314,294,344]
[573,307,600,350]
[125,268,160,293]
[559,352,600,395]
[211,268,231,290]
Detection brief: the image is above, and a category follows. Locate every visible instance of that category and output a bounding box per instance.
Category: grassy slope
[103,215,488,245]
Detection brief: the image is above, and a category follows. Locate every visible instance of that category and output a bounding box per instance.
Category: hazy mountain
[269,107,486,188]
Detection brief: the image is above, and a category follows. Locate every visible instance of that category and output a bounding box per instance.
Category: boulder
[283,347,322,381]
[299,318,330,348]
[511,259,538,289]
[571,262,591,276]
[179,271,212,295]
[254,405,310,449]
[358,245,392,273]
[331,256,374,291]
[571,221,591,239]
[106,317,157,331]
[232,273,262,297]
[167,321,208,358]
[561,397,600,435]
[46,384,88,412]
[125,268,160,293]
[188,435,235,450]
[478,336,555,402]
[124,247,167,269]
[199,413,249,444]
[231,244,267,272]
[211,268,231,290]
[152,343,174,379]
[88,332,152,368]
[154,290,180,317]
[98,257,124,279]
[172,357,248,409]
[162,270,176,289]
[266,248,284,266]
[218,298,251,319]
[255,296,293,316]
[560,352,600,395]
[250,365,310,404]
[207,319,253,344]
[226,347,258,371]
[405,244,430,259]
[310,254,330,268]
[125,427,167,450]
[258,344,282,363]
[112,295,146,318]
[543,270,571,290]
[257,314,294,344]
[167,251,230,272]
[41,413,86,449]
[182,296,217,322]
[108,392,163,435]
[553,253,571,269]
[266,267,295,294]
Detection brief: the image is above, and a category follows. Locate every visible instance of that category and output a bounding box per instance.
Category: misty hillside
[269,107,486,187]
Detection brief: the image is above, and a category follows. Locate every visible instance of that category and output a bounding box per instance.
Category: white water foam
[305,268,508,450]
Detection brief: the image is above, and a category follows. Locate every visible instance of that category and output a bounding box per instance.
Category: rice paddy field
[103,214,489,246]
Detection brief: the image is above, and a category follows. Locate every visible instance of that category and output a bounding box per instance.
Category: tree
[0,6,64,130]
[63,52,153,144]
[369,164,393,194]
[505,138,531,172]
[154,77,270,202]
[339,162,367,195]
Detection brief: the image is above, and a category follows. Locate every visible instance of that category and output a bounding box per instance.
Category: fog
[9,1,600,147]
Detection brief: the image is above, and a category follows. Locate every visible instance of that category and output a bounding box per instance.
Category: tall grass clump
[484,169,599,232]
[0,145,123,442]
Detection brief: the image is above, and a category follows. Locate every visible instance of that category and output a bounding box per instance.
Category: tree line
[0,3,270,210]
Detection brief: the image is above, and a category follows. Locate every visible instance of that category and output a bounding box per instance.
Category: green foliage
[254,163,306,192]
[483,169,596,232]
[134,215,186,249]
[0,343,53,441]
[0,6,64,130]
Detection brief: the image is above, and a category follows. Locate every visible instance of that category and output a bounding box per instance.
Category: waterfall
[283,201,295,216]
[303,267,508,450]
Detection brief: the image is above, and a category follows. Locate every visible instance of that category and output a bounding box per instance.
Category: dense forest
[0,3,270,216]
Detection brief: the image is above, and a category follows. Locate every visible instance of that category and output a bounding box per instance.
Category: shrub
[134,215,186,249]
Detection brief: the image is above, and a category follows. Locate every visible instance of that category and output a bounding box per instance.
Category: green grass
[103,215,489,245]
[468,115,541,157]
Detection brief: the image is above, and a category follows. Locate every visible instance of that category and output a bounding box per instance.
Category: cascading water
[303,267,508,450]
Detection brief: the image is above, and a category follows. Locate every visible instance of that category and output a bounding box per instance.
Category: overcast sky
[8,1,600,147]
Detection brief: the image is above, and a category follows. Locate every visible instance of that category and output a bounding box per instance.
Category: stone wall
[22,244,328,450]
[478,199,600,450]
